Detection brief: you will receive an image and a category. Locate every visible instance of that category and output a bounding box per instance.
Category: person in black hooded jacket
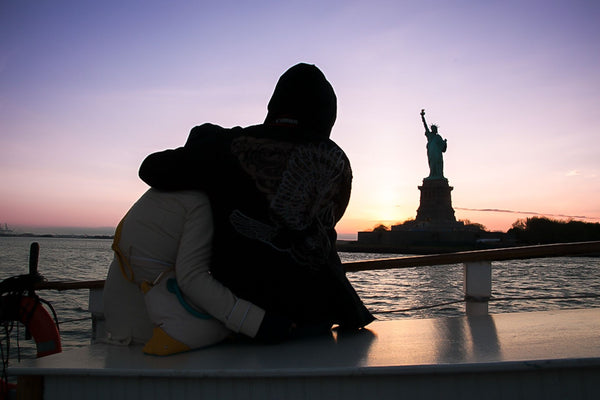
[139,63,374,339]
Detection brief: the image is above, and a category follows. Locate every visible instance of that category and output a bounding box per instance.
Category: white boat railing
[32,240,600,318]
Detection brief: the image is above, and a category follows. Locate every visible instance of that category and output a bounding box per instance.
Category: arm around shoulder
[139,148,192,190]
[139,124,228,190]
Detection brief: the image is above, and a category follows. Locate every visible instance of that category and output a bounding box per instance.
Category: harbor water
[1,236,599,358]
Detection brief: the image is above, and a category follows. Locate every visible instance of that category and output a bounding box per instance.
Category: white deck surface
[9,308,600,399]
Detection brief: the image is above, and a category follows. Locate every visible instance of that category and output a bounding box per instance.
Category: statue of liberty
[420,109,447,180]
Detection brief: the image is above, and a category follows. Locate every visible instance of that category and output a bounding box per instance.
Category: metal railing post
[89,288,106,343]
[463,261,491,316]
[26,242,40,340]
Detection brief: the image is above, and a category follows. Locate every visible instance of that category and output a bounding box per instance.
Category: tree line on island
[371,217,600,245]
[507,217,600,245]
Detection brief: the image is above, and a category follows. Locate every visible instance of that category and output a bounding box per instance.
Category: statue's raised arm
[420,109,430,134]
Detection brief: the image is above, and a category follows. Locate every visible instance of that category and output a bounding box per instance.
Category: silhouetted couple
[103,63,374,355]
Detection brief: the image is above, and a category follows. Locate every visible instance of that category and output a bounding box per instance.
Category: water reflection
[341,252,600,321]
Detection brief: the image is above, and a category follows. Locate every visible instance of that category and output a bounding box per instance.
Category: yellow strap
[112,215,135,283]
[143,327,190,356]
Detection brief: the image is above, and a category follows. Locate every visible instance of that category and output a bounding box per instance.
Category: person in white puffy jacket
[103,188,292,355]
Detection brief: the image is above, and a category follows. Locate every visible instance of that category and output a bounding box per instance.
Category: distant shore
[0,233,113,240]
[3,233,504,253]
[2,233,598,256]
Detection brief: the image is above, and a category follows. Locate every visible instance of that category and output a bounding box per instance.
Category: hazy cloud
[455,207,599,221]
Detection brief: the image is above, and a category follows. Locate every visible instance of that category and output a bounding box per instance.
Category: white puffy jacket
[103,189,265,346]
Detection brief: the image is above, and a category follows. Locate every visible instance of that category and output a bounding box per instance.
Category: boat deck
[10,308,600,399]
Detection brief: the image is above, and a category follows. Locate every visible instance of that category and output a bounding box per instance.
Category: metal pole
[29,242,40,277]
[26,242,40,340]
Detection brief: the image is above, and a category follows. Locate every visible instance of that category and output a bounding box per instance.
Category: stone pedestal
[415,178,457,223]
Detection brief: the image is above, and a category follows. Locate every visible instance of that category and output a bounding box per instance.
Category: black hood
[264,63,337,139]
